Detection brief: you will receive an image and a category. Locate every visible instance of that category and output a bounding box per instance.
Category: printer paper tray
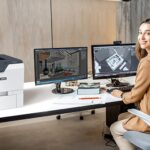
[0,95,16,110]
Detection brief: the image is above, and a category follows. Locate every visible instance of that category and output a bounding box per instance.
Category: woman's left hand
[111,89,123,98]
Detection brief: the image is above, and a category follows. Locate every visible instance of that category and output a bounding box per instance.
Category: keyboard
[107,85,134,93]
[117,85,134,92]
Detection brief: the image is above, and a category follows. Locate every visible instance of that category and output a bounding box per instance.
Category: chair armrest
[128,109,150,126]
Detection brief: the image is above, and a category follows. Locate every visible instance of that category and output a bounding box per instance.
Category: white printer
[0,54,24,110]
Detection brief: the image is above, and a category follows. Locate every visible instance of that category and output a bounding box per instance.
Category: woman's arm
[123,58,150,104]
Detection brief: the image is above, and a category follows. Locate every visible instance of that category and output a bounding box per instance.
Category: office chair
[123,109,150,150]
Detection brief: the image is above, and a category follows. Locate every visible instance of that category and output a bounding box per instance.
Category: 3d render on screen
[34,47,88,94]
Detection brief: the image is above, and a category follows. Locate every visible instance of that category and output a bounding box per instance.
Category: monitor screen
[91,44,139,81]
[34,47,88,94]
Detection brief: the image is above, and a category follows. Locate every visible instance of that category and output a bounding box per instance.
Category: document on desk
[101,93,122,103]
[52,93,121,105]
[52,94,103,105]
[77,93,121,104]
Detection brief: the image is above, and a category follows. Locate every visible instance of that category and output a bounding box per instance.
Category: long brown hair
[136,18,150,60]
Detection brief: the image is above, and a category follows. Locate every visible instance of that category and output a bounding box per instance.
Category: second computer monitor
[91,43,139,80]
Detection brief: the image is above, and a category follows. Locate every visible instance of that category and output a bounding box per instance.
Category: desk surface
[0,77,135,122]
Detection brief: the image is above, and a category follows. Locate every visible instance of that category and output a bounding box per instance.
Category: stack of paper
[77,82,100,95]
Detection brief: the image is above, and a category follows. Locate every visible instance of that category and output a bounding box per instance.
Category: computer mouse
[107,88,118,93]
[107,89,114,93]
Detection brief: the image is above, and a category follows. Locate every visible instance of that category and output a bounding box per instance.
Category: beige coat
[122,54,150,133]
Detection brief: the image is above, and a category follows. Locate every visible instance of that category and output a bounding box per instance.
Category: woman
[110,18,150,150]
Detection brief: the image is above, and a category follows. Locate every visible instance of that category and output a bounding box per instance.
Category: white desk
[0,77,135,122]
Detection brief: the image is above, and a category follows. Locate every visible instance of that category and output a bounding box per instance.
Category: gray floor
[0,108,118,150]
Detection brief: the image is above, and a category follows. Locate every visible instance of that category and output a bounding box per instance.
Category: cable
[50,0,53,48]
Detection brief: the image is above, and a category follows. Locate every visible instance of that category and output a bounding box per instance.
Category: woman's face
[138,23,150,52]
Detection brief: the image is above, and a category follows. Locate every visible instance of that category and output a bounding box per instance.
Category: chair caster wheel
[80,116,84,120]
[56,115,61,120]
[91,110,95,115]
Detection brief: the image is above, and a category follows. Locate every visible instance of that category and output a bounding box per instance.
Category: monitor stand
[52,83,74,94]
[106,78,129,87]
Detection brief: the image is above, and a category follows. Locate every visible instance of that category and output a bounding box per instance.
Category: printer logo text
[0,77,7,81]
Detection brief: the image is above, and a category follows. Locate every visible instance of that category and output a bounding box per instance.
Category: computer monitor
[34,47,88,94]
[91,43,139,87]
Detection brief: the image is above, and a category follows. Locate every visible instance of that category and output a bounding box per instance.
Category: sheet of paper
[52,93,121,105]
[100,93,122,103]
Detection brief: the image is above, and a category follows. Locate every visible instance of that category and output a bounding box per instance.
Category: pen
[79,97,101,100]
